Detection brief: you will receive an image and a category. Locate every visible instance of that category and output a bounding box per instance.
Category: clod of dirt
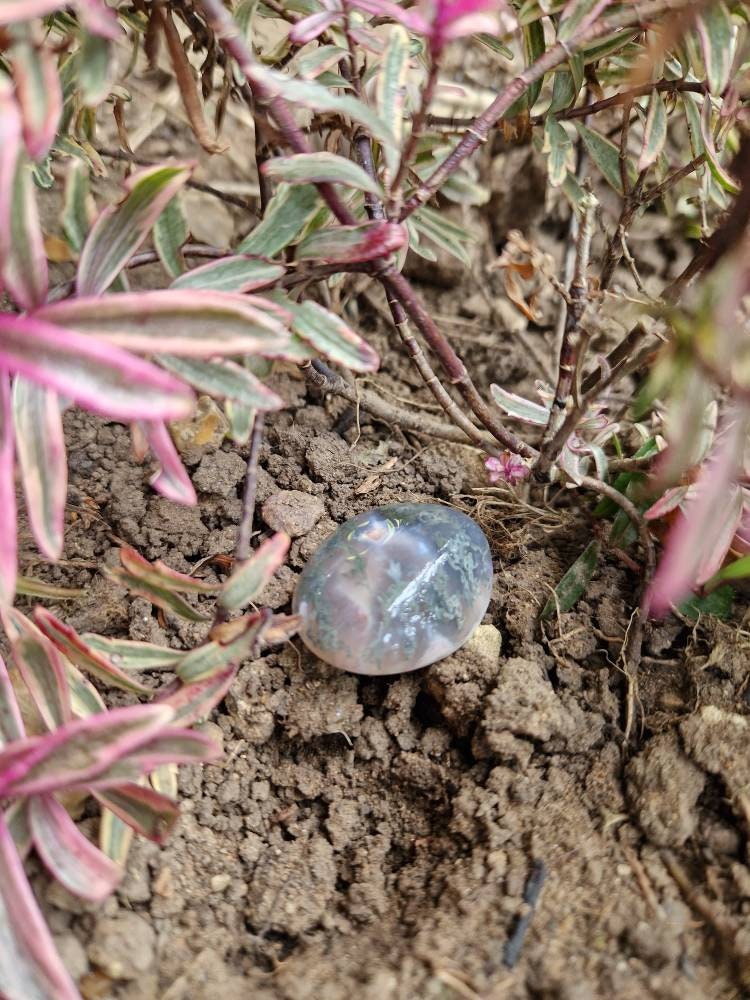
[162,949,249,1000]
[261,489,325,537]
[626,731,706,847]
[425,623,502,736]
[248,837,336,935]
[87,912,155,980]
[193,449,248,498]
[681,706,750,809]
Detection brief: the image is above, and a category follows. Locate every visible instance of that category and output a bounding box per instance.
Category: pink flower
[485,452,529,485]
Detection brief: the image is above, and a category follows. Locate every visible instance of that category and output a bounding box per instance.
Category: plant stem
[235,413,265,565]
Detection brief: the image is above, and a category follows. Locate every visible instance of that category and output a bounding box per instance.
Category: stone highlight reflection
[293,503,493,675]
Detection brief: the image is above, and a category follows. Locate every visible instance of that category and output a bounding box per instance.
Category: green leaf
[377,25,410,184]
[523,19,546,109]
[277,297,379,372]
[77,162,192,296]
[237,183,320,256]
[696,1,734,96]
[295,220,405,264]
[170,256,284,292]
[15,578,85,600]
[157,355,283,410]
[219,533,290,612]
[543,117,572,187]
[153,195,188,279]
[262,152,382,196]
[548,68,577,114]
[678,584,733,621]
[700,95,740,194]
[541,540,600,619]
[573,121,635,195]
[252,65,395,147]
[558,0,612,42]
[638,88,668,171]
[98,807,134,867]
[411,205,473,268]
[706,555,750,586]
[474,33,514,58]
[81,634,183,671]
[177,616,266,683]
[78,31,113,106]
[61,160,93,253]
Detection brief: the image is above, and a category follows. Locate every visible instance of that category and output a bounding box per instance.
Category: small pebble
[262,489,325,537]
[293,503,493,675]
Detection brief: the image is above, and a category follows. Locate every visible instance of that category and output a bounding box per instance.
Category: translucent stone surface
[293,503,493,676]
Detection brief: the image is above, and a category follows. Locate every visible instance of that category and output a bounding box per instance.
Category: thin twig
[97,147,255,212]
[503,860,547,969]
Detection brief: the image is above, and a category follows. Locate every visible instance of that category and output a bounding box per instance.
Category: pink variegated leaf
[280,298,380,373]
[6,801,31,859]
[647,409,747,616]
[6,608,72,732]
[141,420,197,505]
[177,614,267,683]
[156,665,237,726]
[29,794,122,902]
[0,80,48,311]
[36,289,291,357]
[0,811,80,1000]
[116,727,220,774]
[157,356,284,412]
[296,220,405,264]
[0,313,194,421]
[289,10,341,43]
[0,0,120,37]
[32,607,152,695]
[93,783,180,844]
[11,33,62,161]
[0,373,16,608]
[0,654,25,745]
[77,162,193,296]
[643,485,691,521]
[170,257,285,293]
[0,704,175,798]
[119,547,218,594]
[219,533,290,612]
[12,378,66,561]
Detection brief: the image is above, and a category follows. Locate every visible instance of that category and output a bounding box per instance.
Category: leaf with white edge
[12,379,67,561]
[296,220,405,264]
[36,289,291,357]
[81,635,183,671]
[376,24,410,183]
[573,121,635,195]
[490,385,550,424]
[157,356,284,411]
[92,729,219,783]
[61,159,94,253]
[153,195,188,279]
[0,703,175,799]
[541,540,600,619]
[644,485,690,521]
[78,30,113,106]
[170,257,285,293]
[696,1,734,96]
[0,655,25,745]
[29,795,122,903]
[0,375,16,608]
[177,615,267,683]
[0,313,195,422]
[700,95,740,194]
[282,298,379,372]
[150,762,178,800]
[64,661,106,719]
[11,632,72,732]
[251,65,395,147]
[95,784,180,845]
[76,162,192,296]
[226,399,255,444]
[297,44,350,79]
[141,420,196,506]
[32,607,152,695]
[0,811,80,1000]
[98,807,133,867]
[104,570,210,623]
[15,578,85,601]
[237,183,320,256]
[638,88,668,171]
[543,117,572,187]
[157,665,237,726]
[0,82,48,310]
[262,152,383,196]
[11,33,62,161]
[411,205,473,267]
[219,533,290,612]
[119,547,219,595]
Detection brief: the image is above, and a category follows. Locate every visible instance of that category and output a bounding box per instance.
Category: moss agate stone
[292,503,493,675]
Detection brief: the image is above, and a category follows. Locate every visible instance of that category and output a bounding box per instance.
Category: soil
[23,56,750,1000]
